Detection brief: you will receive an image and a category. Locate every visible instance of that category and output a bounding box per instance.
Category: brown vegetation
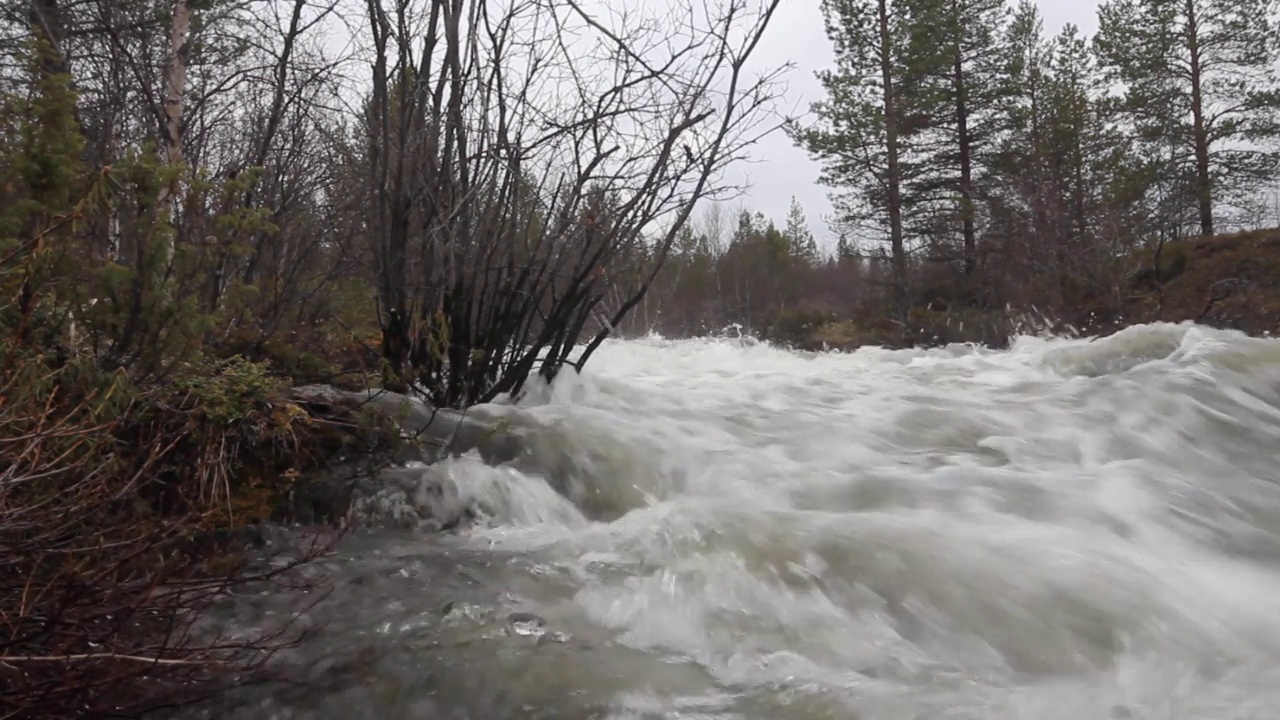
[3,0,1276,711]
[0,350,339,719]
[1129,229,1280,336]
[624,201,1280,351]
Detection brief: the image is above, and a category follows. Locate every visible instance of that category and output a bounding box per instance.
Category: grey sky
[732,0,1102,250]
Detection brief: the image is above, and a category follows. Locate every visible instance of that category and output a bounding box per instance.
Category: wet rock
[506,611,546,628]
[505,612,573,644]
[289,384,527,465]
[281,460,369,525]
[347,465,471,532]
[282,385,530,528]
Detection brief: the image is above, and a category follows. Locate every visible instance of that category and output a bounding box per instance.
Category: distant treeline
[629,0,1280,340]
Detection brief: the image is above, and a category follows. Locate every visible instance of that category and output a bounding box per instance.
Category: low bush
[0,339,339,718]
[762,307,842,349]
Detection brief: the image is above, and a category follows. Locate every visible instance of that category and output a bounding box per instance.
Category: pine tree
[898,0,1011,274]
[0,38,85,246]
[0,36,87,338]
[1094,0,1280,236]
[788,0,912,320]
[998,1,1052,234]
[1037,23,1132,298]
[1045,25,1108,242]
[989,7,1150,305]
[835,231,858,262]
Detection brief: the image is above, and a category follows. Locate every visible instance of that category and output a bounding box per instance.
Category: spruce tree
[783,196,820,266]
[788,0,912,320]
[899,0,1011,274]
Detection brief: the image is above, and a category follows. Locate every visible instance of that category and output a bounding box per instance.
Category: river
[204,321,1280,719]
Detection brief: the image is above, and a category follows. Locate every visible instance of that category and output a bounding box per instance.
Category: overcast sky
[733,0,1102,250]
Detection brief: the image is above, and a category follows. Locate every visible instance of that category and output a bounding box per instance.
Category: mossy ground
[1126,230,1280,336]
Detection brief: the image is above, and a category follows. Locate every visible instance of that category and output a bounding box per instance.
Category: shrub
[0,51,336,714]
[762,307,842,349]
[0,348,338,718]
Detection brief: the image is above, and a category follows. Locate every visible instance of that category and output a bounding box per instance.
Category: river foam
[215,322,1280,719]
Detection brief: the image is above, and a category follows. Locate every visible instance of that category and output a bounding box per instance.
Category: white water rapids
[213,322,1280,719]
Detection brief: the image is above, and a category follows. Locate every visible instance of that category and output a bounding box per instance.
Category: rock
[505,612,547,637]
[346,465,471,532]
[279,385,531,530]
[281,460,369,525]
[273,383,675,533]
[289,385,527,464]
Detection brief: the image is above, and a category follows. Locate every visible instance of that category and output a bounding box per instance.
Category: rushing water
[209,322,1280,720]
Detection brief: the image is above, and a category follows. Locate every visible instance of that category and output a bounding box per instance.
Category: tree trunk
[879,0,910,323]
[156,0,193,255]
[28,0,69,76]
[952,37,977,276]
[1185,0,1213,237]
[237,0,308,295]
[103,0,193,368]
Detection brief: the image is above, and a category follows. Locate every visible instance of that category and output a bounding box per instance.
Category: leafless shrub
[0,359,336,719]
[359,0,786,405]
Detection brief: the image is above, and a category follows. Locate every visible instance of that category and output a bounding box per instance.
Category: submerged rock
[283,385,529,529]
[347,465,472,532]
[282,384,640,530]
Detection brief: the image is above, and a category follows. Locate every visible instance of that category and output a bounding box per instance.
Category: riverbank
[1125,229,1280,336]
[763,229,1280,351]
[0,352,524,717]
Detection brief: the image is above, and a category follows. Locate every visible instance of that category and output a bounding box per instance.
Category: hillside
[1124,229,1280,337]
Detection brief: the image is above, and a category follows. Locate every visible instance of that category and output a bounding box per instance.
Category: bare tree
[359,0,786,406]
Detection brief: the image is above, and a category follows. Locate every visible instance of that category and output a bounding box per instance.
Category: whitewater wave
[220,321,1280,719]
